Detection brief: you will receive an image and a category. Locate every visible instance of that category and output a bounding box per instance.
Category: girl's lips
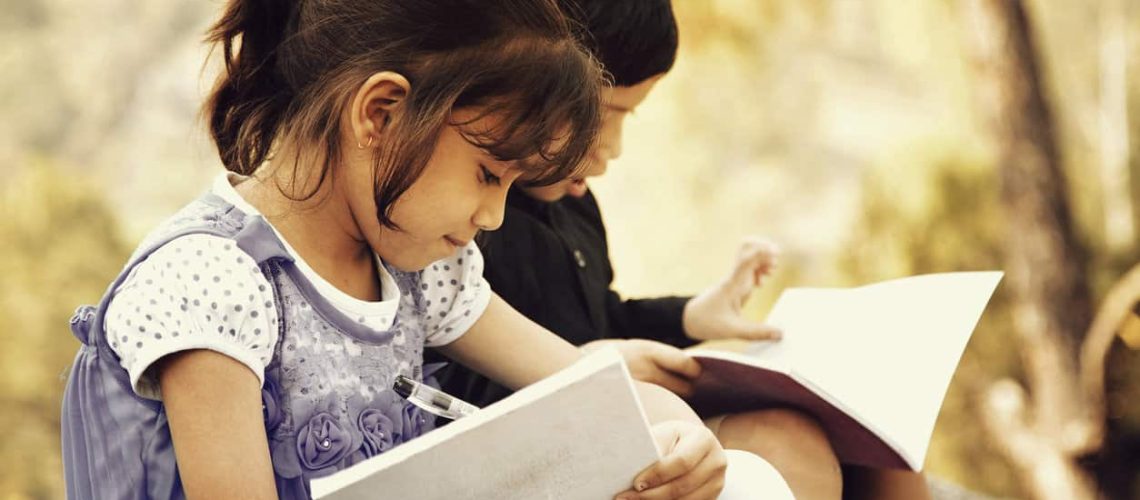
[444,236,468,248]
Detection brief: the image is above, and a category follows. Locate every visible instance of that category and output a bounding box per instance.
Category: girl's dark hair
[559,0,679,86]
[205,0,604,228]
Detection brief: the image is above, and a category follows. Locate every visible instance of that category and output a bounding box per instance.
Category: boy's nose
[597,140,622,162]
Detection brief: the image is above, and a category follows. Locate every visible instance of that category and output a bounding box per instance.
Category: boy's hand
[582,339,702,397]
[615,420,727,500]
[683,237,782,342]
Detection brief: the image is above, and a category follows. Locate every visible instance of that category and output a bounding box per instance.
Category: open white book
[311,348,659,499]
[685,271,1003,471]
[312,349,796,499]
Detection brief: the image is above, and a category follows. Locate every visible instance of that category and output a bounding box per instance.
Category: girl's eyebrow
[605,103,634,113]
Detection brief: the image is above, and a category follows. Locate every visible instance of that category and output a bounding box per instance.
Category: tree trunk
[958,0,1098,498]
[1099,0,1133,253]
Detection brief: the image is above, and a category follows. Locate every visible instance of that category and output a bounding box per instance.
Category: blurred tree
[1096,0,1133,253]
[0,163,129,499]
[841,0,1140,496]
[960,0,1104,498]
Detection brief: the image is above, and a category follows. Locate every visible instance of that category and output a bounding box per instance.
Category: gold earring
[357,135,374,149]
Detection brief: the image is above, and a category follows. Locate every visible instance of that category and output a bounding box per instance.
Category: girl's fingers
[634,437,725,500]
[674,471,727,500]
[614,473,725,500]
[633,422,718,495]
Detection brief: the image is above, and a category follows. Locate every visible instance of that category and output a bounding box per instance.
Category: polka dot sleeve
[419,241,492,347]
[105,234,279,401]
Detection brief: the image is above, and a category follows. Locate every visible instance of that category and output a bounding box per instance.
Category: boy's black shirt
[430,187,696,408]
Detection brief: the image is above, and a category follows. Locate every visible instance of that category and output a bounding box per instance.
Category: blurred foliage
[0,162,130,499]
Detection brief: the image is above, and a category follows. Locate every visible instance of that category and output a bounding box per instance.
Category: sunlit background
[3,0,1139,498]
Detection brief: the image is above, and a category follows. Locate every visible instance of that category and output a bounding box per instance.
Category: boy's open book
[310,348,660,499]
[685,271,1003,471]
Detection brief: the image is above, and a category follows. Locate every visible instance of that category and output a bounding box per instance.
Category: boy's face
[520,74,662,202]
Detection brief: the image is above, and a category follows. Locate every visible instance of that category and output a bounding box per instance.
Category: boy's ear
[351,71,411,147]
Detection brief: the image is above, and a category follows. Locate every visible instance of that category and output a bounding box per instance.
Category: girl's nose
[472,195,506,231]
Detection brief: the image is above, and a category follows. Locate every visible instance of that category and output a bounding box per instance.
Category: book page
[311,349,659,500]
[756,287,851,371]
[783,271,1002,467]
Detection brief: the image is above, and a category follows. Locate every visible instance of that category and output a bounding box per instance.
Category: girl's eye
[480,165,502,186]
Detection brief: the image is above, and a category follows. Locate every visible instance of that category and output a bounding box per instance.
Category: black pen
[393,375,480,420]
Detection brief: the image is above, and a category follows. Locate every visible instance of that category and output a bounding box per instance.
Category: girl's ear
[350,71,412,147]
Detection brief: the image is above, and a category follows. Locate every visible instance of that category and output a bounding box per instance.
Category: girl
[61,0,728,498]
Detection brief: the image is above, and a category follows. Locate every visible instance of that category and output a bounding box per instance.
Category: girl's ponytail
[204,0,295,175]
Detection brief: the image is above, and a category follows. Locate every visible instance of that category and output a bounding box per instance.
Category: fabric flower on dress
[357,408,397,457]
[261,375,284,432]
[401,402,437,440]
[296,412,353,472]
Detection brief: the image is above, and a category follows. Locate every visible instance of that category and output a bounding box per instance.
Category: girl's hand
[683,237,782,342]
[615,420,727,500]
[582,339,701,397]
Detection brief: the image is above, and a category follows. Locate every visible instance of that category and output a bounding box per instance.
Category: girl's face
[520,74,661,202]
[344,109,523,272]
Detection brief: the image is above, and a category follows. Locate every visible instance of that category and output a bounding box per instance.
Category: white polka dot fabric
[206,172,488,347]
[418,243,491,347]
[210,173,402,333]
[104,173,492,401]
[106,234,278,400]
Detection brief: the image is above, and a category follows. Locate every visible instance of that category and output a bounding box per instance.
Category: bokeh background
[3,0,1139,498]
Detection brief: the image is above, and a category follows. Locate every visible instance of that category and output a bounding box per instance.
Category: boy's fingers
[737,238,779,266]
[729,320,782,341]
[734,240,779,280]
[643,369,694,398]
[753,260,777,285]
[729,254,776,293]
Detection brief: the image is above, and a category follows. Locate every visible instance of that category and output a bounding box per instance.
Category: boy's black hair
[562,0,678,87]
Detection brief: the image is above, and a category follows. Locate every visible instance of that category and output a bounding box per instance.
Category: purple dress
[62,193,442,499]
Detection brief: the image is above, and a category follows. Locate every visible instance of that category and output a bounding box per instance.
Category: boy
[437,2,931,498]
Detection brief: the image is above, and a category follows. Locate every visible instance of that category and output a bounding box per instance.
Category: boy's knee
[719,408,840,472]
[755,408,830,443]
[717,409,843,499]
[725,409,830,451]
